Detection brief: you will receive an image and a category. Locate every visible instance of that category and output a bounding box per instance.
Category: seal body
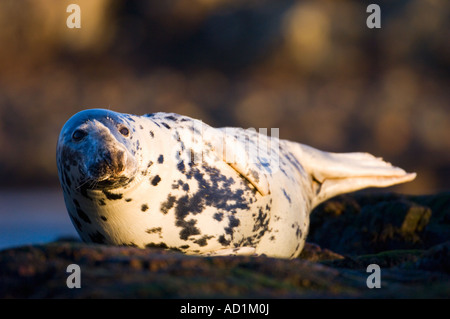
[57,109,416,258]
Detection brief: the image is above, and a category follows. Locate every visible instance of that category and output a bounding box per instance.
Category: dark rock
[323,249,424,270]
[1,192,449,298]
[0,240,448,298]
[308,192,450,255]
[299,243,345,262]
[415,241,450,274]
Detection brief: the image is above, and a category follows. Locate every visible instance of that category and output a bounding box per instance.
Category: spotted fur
[56,109,416,259]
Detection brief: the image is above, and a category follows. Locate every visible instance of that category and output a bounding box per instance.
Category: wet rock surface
[1,192,449,298]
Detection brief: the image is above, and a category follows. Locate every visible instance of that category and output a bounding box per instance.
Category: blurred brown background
[0,0,448,194]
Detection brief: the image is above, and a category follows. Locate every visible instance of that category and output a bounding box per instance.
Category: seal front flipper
[291,143,416,208]
[201,247,257,257]
[202,126,271,196]
[228,161,270,196]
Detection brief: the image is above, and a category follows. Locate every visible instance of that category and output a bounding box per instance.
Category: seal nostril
[116,151,126,173]
[117,161,124,173]
[72,129,87,142]
[101,150,127,174]
[103,151,113,166]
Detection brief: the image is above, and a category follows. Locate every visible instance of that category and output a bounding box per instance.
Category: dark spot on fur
[253,207,269,234]
[102,190,123,200]
[72,216,83,232]
[190,165,250,212]
[149,130,154,138]
[79,186,92,200]
[218,235,231,247]
[177,161,185,173]
[146,227,162,234]
[101,215,107,221]
[182,183,190,191]
[76,207,91,224]
[145,242,168,249]
[174,194,204,220]
[296,227,302,239]
[158,155,164,164]
[125,198,132,202]
[285,151,304,175]
[139,125,143,130]
[141,204,149,212]
[293,243,301,257]
[213,212,224,221]
[151,175,161,186]
[161,195,176,214]
[282,189,292,204]
[63,171,72,188]
[161,122,171,129]
[89,231,106,244]
[194,235,214,247]
[249,169,259,183]
[99,199,106,206]
[225,215,240,235]
[177,219,201,240]
[165,115,177,121]
[171,163,255,245]
[173,131,182,142]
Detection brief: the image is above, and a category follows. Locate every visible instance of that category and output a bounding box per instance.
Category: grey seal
[56,109,416,258]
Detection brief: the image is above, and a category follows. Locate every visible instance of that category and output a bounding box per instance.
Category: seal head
[57,109,139,190]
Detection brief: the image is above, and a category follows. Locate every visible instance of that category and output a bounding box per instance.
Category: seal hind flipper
[291,143,416,208]
[311,173,416,208]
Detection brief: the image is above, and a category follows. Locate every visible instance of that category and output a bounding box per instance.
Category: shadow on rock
[308,191,450,255]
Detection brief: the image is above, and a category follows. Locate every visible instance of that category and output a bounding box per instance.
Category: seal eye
[119,126,130,137]
[72,129,87,142]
